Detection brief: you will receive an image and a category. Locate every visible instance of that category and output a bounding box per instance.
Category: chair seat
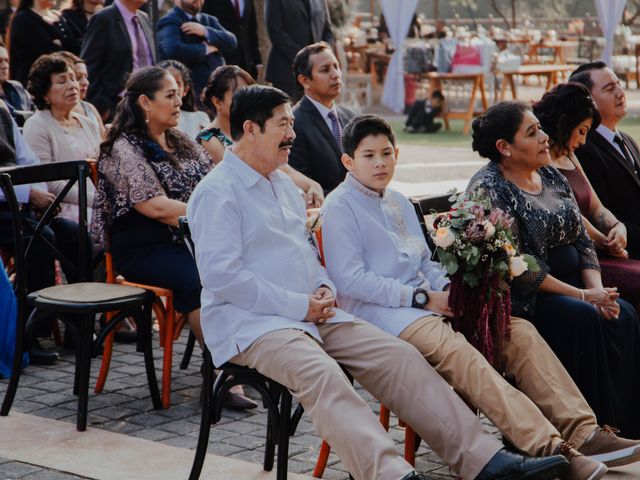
[36,282,146,303]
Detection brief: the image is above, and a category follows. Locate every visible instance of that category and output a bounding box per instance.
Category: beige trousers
[399,315,597,456]
[231,319,502,480]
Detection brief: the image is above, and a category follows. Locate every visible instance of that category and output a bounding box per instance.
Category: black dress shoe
[400,471,426,480]
[29,340,59,365]
[224,392,258,410]
[475,448,570,480]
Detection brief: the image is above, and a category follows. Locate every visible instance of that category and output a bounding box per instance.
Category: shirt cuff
[282,291,311,321]
[15,184,30,204]
[399,284,414,307]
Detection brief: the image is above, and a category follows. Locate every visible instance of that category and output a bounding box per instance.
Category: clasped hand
[304,286,336,324]
[583,287,620,320]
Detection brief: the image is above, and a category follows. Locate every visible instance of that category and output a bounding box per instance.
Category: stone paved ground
[0,327,499,480]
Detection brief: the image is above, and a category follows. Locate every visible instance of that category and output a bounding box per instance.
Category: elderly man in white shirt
[321,114,640,480]
[186,86,572,480]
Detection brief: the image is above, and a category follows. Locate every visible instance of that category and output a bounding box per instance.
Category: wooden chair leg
[313,441,331,478]
[161,297,175,408]
[277,391,292,480]
[404,425,417,466]
[76,317,93,431]
[180,330,197,370]
[379,404,391,431]
[94,311,115,394]
[0,307,34,417]
[188,351,214,480]
[139,299,162,410]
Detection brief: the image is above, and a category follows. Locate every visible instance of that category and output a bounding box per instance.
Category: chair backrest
[0,160,93,302]
[410,194,453,253]
[178,216,195,261]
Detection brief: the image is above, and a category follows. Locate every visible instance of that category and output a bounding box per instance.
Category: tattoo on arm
[594,210,615,233]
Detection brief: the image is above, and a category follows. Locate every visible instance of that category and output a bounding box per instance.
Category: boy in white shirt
[321,114,640,480]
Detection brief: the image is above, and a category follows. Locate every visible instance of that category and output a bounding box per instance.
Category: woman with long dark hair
[90,66,256,410]
[8,0,75,84]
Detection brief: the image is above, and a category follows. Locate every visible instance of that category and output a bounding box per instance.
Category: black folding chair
[0,160,162,431]
[177,216,304,480]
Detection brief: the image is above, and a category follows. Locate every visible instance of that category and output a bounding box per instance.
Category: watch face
[415,292,428,305]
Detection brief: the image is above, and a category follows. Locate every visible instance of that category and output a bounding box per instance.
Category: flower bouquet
[430,190,538,366]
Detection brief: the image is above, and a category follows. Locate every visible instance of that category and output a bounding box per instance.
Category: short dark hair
[533,82,601,154]
[158,59,197,112]
[431,90,444,100]
[27,54,72,110]
[229,85,291,141]
[201,65,255,117]
[292,41,333,91]
[342,114,396,158]
[568,61,607,90]
[471,101,531,163]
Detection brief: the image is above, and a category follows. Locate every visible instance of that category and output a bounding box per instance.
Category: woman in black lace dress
[467,101,640,439]
[91,66,257,410]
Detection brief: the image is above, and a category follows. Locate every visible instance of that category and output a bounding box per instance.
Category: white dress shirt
[0,114,45,204]
[187,149,352,366]
[321,174,450,337]
[596,123,626,160]
[306,95,340,132]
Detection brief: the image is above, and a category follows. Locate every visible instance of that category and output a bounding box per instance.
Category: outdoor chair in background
[567,37,598,65]
[88,162,191,410]
[177,216,305,480]
[336,39,372,111]
[0,160,162,431]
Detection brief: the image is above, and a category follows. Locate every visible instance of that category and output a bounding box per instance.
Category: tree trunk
[490,0,511,29]
[253,0,271,83]
[433,0,440,21]
[511,0,516,29]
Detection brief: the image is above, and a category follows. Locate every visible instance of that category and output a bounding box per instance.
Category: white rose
[509,255,528,277]
[483,221,496,239]
[434,226,456,248]
[503,242,516,257]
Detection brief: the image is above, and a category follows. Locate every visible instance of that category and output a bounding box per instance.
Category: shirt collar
[223,148,279,189]
[305,95,336,121]
[115,0,136,23]
[344,172,386,199]
[596,123,620,144]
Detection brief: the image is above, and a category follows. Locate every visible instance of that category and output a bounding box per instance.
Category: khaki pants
[400,315,597,456]
[231,319,502,480]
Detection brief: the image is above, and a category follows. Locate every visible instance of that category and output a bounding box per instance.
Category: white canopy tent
[377,0,628,113]
[594,0,627,68]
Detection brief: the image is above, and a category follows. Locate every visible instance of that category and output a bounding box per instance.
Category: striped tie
[328,110,343,153]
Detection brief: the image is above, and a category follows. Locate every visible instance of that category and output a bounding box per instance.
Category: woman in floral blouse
[467,101,640,439]
[91,66,256,410]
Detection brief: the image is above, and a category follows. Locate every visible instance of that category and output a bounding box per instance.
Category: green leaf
[523,254,540,272]
[463,272,480,288]
[436,249,459,275]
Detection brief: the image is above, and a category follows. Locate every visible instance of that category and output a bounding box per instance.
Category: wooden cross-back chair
[0,160,161,431]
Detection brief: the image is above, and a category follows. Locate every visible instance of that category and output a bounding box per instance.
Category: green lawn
[389,116,640,148]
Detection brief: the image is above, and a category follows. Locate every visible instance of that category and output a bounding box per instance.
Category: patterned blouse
[467,162,600,316]
[90,130,212,247]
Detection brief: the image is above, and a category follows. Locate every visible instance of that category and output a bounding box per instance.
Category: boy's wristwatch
[412,288,429,309]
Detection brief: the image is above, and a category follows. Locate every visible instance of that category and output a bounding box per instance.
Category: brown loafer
[224,392,258,410]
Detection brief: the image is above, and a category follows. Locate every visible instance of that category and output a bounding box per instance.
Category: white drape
[380,0,418,113]
[594,0,627,67]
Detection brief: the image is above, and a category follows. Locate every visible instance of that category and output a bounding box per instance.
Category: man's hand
[205,43,219,55]
[29,188,56,211]
[304,286,336,324]
[604,222,627,256]
[181,22,207,37]
[303,182,324,208]
[425,291,453,318]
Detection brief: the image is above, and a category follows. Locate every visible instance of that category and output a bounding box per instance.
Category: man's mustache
[278,140,294,149]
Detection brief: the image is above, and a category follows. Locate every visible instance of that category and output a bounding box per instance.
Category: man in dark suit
[289,42,355,194]
[157,0,236,103]
[81,0,155,121]
[201,0,261,79]
[571,61,640,258]
[265,0,333,99]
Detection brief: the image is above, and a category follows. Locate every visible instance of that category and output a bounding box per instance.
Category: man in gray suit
[265,0,333,99]
[289,42,355,194]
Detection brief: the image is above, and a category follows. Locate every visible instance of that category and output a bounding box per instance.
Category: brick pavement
[0,329,466,480]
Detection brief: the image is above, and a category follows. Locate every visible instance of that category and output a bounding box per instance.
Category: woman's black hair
[533,82,601,155]
[158,59,197,112]
[471,101,531,163]
[17,0,34,11]
[100,66,196,161]
[27,54,71,110]
[201,65,255,117]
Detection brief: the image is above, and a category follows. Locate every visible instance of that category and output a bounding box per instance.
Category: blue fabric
[0,259,29,378]
[156,7,237,97]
